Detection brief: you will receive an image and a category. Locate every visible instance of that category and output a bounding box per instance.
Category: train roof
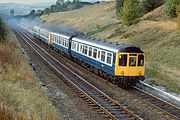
[72,36,144,53]
[33,26,71,38]
[34,24,84,36]
[51,31,71,39]
[33,26,144,53]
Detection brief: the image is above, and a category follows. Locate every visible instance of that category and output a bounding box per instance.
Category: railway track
[14,26,142,120]
[14,26,180,120]
[127,85,180,120]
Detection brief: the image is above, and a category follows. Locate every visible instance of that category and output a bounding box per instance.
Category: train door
[48,33,51,45]
[128,54,138,76]
[115,53,128,76]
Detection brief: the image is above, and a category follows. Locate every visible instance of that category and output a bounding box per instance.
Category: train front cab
[115,52,145,85]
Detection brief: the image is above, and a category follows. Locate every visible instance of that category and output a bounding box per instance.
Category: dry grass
[136,20,177,30]
[40,1,118,33]
[178,13,180,31]
[40,2,180,93]
[0,32,60,119]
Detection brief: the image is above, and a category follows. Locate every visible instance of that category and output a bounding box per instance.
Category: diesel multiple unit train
[33,26,145,86]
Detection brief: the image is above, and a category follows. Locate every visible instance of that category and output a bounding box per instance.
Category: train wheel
[118,78,128,88]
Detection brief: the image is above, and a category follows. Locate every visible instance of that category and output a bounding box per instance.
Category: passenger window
[71,42,74,49]
[107,53,112,64]
[129,57,136,66]
[65,40,67,47]
[93,48,97,58]
[119,54,127,66]
[82,45,85,54]
[52,35,54,42]
[77,43,79,51]
[63,40,65,46]
[84,46,88,55]
[98,50,100,58]
[101,51,106,62]
[64,40,66,47]
[66,40,69,47]
[74,43,76,50]
[59,38,61,44]
[138,54,144,66]
[88,47,92,57]
[80,45,83,52]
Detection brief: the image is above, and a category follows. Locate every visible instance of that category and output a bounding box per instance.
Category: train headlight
[139,71,142,75]
[121,71,124,75]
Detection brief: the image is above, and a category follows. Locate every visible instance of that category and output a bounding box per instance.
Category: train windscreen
[119,54,127,66]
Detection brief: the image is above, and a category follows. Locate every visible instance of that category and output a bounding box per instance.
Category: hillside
[40,1,180,94]
[41,2,118,33]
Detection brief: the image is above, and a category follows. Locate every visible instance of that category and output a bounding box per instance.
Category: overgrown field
[40,2,180,93]
[0,30,60,119]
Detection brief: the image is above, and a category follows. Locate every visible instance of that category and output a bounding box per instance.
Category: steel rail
[132,86,180,120]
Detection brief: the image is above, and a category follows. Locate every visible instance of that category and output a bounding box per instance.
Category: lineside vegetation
[0,17,60,119]
[0,17,8,43]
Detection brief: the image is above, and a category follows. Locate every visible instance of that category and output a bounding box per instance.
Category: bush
[165,0,180,17]
[0,17,7,43]
[116,0,124,17]
[142,0,164,13]
[120,0,143,26]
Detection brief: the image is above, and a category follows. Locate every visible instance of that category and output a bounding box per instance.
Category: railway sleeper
[92,106,100,109]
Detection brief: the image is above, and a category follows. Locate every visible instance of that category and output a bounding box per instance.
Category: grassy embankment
[40,1,180,93]
[0,21,60,119]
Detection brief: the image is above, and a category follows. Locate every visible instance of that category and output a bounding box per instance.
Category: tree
[116,0,124,17]
[142,0,164,13]
[73,0,79,3]
[37,10,43,16]
[0,16,7,43]
[10,9,14,17]
[28,9,36,19]
[43,8,50,15]
[165,0,180,17]
[56,0,64,5]
[29,10,36,16]
[120,0,143,26]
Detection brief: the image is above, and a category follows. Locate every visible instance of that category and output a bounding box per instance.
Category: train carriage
[71,37,145,85]
[71,37,115,76]
[50,32,71,55]
[33,26,49,44]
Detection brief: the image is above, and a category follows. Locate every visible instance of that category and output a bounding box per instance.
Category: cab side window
[138,54,144,66]
[119,54,127,66]
[129,57,136,66]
